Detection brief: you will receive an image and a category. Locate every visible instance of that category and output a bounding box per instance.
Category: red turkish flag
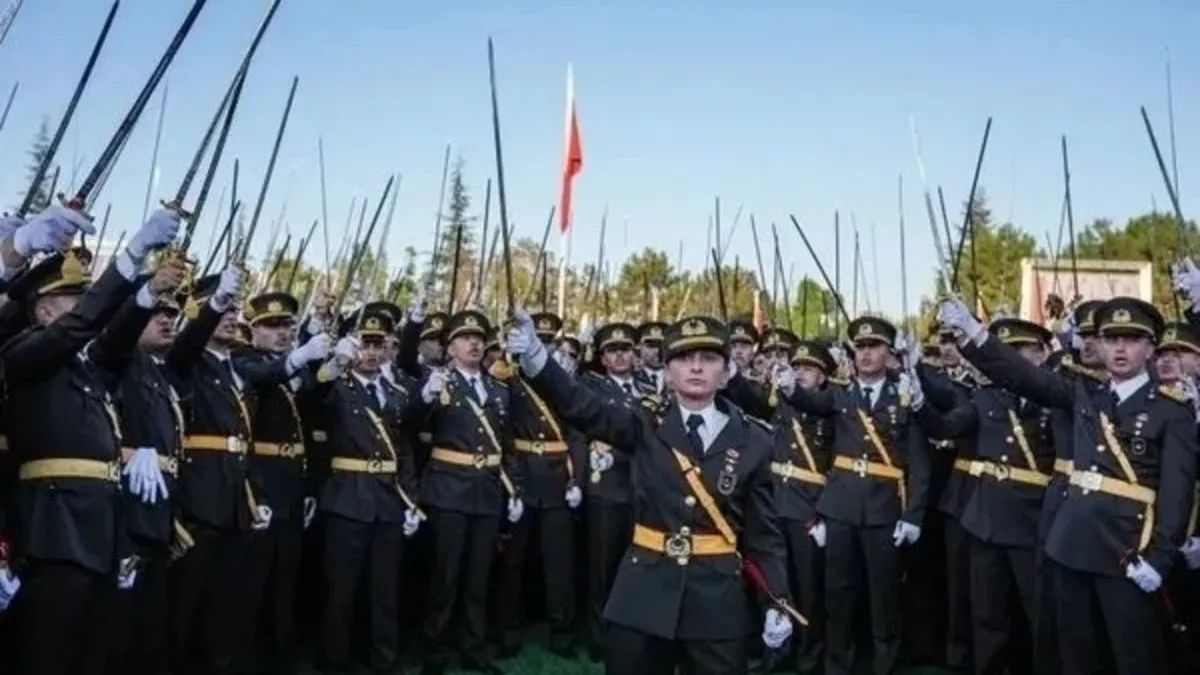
[558,65,584,234]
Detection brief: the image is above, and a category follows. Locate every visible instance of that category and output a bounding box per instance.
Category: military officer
[496,310,584,658]
[775,315,932,675]
[940,295,1198,675]
[633,321,667,394]
[727,319,759,372]
[914,317,1056,675]
[314,307,422,673]
[508,309,795,675]
[412,309,521,675]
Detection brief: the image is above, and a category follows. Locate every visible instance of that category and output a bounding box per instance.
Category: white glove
[506,306,546,363]
[1125,557,1163,593]
[773,363,796,397]
[123,447,169,505]
[899,370,924,410]
[251,505,273,531]
[589,449,603,471]
[1172,259,1200,305]
[421,368,450,404]
[937,296,984,343]
[13,205,94,257]
[303,497,317,530]
[598,452,614,472]
[761,608,793,649]
[892,520,921,546]
[409,289,427,323]
[553,348,578,376]
[895,331,918,371]
[579,324,596,346]
[0,214,24,241]
[808,520,826,548]
[565,485,582,509]
[1181,538,1200,570]
[212,265,245,309]
[289,333,332,370]
[507,496,524,523]
[334,335,358,361]
[126,209,181,262]
[0,568,20,611]
[402,508,421,537]
[117,558,138,590]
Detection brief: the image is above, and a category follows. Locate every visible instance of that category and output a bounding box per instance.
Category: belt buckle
[1080,471,1103,492]
[664,532,693,565]
[278,443,294,459]
[992,463,1011,481]
[163,457,179,475]
[473,454,487,469]
[226,437,244,454]
[366,458,384,474]
[108,462,121,482]
[851,458,868,476]
[530,441,546,454]
[969,460,985,477]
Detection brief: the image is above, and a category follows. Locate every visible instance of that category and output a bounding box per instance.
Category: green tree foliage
[1070,211,1199,308]
[433,156,478,310]
[15,116,53,213]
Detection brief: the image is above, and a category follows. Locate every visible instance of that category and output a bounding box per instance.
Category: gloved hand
[1125,557,1163,592]
[773,363,796,397]
[589,449,604,471]
[565,485,582,509]
[402,509,421,537]
[303,497,317,530]
[421,368,450,404]
[212,265,245,309]
[251,505,273,531]
[0,568,20,611]
[506,306,546,371]
[899,370,924,410]
[408,289,428,323]
[0,214,25,241]
[552,348,578,376]
[579,324,596,346]
[894,331,918,371]
[13,206,95,257]
[289,333,332,371]
[117,557,139,590]
[1181,538,1200,570]
[937,296,984,343]
[808,520,826,548]
[594,452,614,472]
[126,209,181,262]
[1173,259,1200,306]
[761,608,793,649]
[123,447,169,505]
[507,497,524,523]
[892,520,921,546]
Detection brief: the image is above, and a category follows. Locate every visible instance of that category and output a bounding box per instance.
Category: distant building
[1018,257,1154,323]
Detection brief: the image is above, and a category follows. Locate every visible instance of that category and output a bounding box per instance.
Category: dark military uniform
[3,251,141,674]
[165,274,290,674]
[524,315,792,675]
[316,308,420,672]
[961,297,1198,675]
[496,311,583,656]
[103,294,188,675]
[578,323,647,658]
[782,316,932,675]
[413,310,518,674]
[632,321,666,395]
[234,291,312,675]
[916,318,1057,674]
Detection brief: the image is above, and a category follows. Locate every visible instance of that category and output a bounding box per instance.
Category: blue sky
[0,0,1197,317]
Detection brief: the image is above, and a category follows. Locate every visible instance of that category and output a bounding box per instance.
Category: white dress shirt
[679,402,729,454]
[352,371,387,407]
[855,376,886,408]
[1110,370,1150,405]
[456,367,488,404]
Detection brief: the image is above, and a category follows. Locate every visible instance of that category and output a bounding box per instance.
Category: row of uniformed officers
[0,205,1199,675]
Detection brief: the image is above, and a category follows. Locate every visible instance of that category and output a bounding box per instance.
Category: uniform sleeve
[915,400,980,440]
[916,363,964,411]
[1143,402,1199,575]
[960,336,1076,411]
[87,297,155,378]
[742,424,791,609]
[903,416,932,526]
[568,426,588,487]
[724,372,774,419]
[782,381,838,417]
[236,350,290,387]
[526,355,643,450]
[166,301,223,376]
[497,384,523,496]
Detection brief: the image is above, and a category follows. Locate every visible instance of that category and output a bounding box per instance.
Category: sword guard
[160,199,194,220]
[59,193,94,220]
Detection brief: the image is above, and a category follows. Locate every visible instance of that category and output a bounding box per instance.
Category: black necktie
[622,382,633,396]
[686,413,705,456]
[468,377,482,403]
[365,382,381,411]
[861,386,873,411]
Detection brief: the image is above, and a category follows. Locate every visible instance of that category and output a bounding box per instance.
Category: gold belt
[430,447,502,469]
[1053,459,1073,476]
[120,447,179,476]
[631,524,736,566]
[1068,470,1156,505]
[254,441,306,459]
[19,458,120,482]
[330,457,396,474]
[184,435,247,454]
[833,454,904,480]
[966,459,1049,487]
[512,439,568,455]
[770,461,827,486]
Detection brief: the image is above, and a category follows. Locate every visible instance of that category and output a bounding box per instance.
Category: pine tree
[434,156,477,308]
[15,116,52,213]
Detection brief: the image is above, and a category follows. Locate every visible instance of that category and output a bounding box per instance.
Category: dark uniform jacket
[95,299,186,548]
[783,375,932,528]
[527,357,789,642]
[166,303,290,530]
[963,337,1198,577]
[236,348,310,522]
[316,372,419,524]
[916,385,1054,548]
[578,371,644,505]
[3,264,138,574]
[410,368,519,517]
[918,363,977,520]
[506,369,586,508]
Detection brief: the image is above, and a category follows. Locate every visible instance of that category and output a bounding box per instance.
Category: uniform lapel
[655,405,698,461]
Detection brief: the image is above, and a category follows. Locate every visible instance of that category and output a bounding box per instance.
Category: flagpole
[557,63,574,320]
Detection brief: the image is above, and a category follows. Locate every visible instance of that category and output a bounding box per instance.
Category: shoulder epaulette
[1159,384,1190,405]
[742,413,774,433]
[830,377,850,388]
[1059,358,1107,383]
[488,359,513,381]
